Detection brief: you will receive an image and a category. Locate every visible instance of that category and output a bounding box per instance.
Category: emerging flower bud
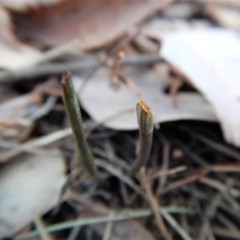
[136,99,153,135]
[129,99,154,175]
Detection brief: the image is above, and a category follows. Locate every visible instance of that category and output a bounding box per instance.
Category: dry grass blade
[210,163,240,172]
[151,166,187,180]
[161,210,193,240]
[217,212,239,231]
[212,226,240,239]
[0,128,72,161]
[161,169,209,195]
[200,177,240,198]
[34,216,55,240]
[102,212,114,240]
[96,159,143,196]
[0,139,49,163]
[16,206,195,240]
[199,191,223,240]
[187,130,240,160]
[160,163,240,196]
[158,140,170,193]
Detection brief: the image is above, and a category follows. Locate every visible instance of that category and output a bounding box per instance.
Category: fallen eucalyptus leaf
[73,67,215,131]
[0,151,66,238]
[159,28,240,145]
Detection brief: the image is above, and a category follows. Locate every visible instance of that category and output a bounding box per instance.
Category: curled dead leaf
[12,0,172,49]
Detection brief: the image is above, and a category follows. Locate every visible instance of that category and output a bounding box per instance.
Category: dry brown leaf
[0,7,43,70]
[12,0,171,50]
[73,67,215,131]
[0,0,67,48]
[0,151,66,238]
[159,29,240,146]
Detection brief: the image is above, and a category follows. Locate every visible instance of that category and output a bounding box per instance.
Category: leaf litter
[159,28,240,146]
[0,151,66,238]
[10,0,171,49]
[72,66,216,130]
[1,1,240,240]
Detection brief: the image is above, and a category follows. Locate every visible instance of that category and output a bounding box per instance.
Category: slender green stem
[129,99,153,175]
[62,72,97,177]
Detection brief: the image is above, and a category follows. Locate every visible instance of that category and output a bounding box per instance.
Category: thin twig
[140,168,172,240]
[151,166,187,180]
[160,168,209,195]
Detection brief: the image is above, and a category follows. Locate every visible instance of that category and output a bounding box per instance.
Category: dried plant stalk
[62,72,97,177]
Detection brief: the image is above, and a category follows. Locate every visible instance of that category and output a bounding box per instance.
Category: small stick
[140,168,172,240]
